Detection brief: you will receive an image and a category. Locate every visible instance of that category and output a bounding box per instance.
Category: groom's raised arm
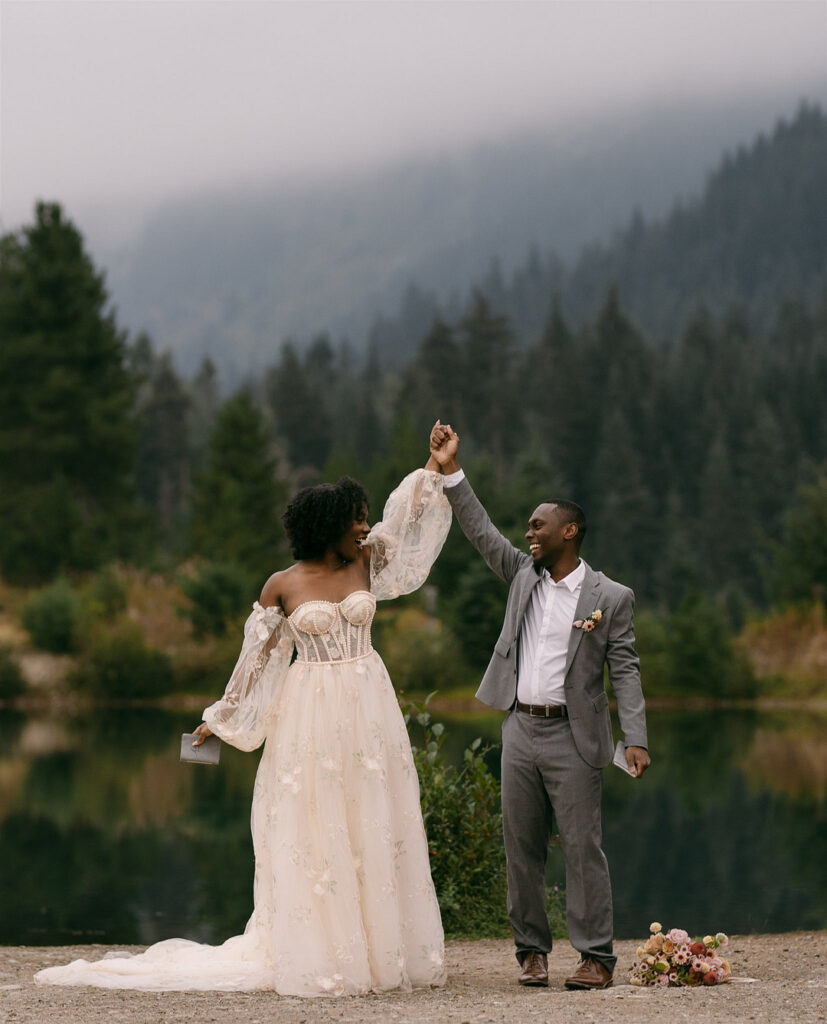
[429,421,528,584]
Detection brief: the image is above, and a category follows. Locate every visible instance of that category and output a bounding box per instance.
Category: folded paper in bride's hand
[180,733,221,766]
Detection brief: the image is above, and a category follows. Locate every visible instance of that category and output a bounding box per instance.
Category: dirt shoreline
[2,932,825,1024]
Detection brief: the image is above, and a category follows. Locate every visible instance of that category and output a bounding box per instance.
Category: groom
[429,422,649,990]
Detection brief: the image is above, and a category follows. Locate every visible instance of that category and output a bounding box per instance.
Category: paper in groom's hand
[613,740,638,777]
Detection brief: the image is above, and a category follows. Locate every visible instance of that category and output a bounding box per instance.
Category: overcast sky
[1,0,825,236]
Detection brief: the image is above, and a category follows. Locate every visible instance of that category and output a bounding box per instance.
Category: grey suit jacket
[446,476,648,769]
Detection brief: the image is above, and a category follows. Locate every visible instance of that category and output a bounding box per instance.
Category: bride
[36,455,451,996]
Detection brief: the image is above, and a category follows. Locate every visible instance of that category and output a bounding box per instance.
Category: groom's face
[525,503,573,567]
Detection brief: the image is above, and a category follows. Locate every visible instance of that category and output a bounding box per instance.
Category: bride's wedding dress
[36,469,450,995]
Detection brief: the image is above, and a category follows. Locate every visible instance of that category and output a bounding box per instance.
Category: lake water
[0,704,824,945]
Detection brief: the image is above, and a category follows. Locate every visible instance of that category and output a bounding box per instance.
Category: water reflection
[0,705,824,944]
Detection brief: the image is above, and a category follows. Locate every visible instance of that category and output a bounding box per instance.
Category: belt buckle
[544,705,551,718]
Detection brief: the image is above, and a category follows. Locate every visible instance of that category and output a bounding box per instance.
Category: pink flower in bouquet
[674,949,689,965]
[668,928,690,945]
[691,958,705,973]
[715,932,729,946]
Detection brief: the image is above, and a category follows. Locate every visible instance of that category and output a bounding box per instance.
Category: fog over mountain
[94,93,820,380]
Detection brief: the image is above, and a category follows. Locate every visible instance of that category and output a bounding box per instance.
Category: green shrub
[664,592,756,697]
[545,883,567,940]
[75,624,174,699]
[443,559,509,671]
[20,580,85,652]
[179,562,255,637]
[407,695,568,940]
[173,630,244,696]
[377,608,470,693]
[406,694,509,938]
[0,647,26,699]
[85,566,128,619]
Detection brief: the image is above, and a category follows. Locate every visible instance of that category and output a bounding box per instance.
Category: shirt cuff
[442,468,466,488]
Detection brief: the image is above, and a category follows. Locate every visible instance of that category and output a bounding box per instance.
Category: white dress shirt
[517,560,584,706]
[443,468,582,707]
[442,468,466,488]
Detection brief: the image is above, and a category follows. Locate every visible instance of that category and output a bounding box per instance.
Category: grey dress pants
[500,709,616,971]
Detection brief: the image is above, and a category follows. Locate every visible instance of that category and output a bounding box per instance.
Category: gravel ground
[1,933,825,1024]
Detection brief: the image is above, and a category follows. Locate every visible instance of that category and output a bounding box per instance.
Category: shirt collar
[544,559,585,592]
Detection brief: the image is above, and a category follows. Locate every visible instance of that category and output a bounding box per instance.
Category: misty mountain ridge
[98,94,826,380]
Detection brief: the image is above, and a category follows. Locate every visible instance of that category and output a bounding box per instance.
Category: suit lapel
[564,563,602,678]
[514,565,543,633]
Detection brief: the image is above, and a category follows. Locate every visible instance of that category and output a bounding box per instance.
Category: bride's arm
[365,461,452,601]
[197,591,293,751]
[192,573,288,746]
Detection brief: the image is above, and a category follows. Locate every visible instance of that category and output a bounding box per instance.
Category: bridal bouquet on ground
[630,922,732,986]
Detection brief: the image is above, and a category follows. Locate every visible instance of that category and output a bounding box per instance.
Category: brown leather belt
[515,702,567,718]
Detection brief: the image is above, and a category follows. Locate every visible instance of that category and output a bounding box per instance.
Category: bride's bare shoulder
[259,566,299,610]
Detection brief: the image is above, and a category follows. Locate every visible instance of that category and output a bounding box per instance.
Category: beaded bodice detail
[287,590,376,663]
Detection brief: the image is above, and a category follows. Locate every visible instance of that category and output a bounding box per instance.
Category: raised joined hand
[429,420,460,467]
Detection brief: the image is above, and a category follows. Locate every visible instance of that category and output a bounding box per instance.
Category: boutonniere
[573,608,604,632]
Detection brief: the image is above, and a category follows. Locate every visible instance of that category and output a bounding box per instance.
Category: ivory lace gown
[35,470,451,996]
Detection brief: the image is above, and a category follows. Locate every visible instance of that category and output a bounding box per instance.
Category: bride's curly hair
[282,477,370,560]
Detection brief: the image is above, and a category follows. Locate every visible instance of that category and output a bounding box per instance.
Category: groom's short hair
[545,500,587,548]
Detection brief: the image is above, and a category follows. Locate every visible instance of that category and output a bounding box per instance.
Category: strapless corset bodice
[287,590,376,663]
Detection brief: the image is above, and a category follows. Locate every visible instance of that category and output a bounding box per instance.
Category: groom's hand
[429,420,460,468]
[626,745,651,778]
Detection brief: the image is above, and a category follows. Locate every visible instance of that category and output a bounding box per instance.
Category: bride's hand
[192,722,213,746]
[429,419,459,465]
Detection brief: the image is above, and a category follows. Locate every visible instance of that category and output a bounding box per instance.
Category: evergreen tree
[697,428,749,595]
[400,317,462,432]
[457,292,518,477]
[587,405,655,593]
[0,202,137,581]
[652,491,705,608]
[267,342,332,470]
[524,297,584,483]
[187,356,220,471]
[135,351,192,545]
[768,470,827,604]
[190,392,287,578]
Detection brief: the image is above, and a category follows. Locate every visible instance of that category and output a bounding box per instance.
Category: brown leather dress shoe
[518,951,549,987]
[564,957,613,990]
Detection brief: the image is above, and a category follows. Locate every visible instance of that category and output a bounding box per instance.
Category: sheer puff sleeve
[202,601,293,751]
[366,468,452,601]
